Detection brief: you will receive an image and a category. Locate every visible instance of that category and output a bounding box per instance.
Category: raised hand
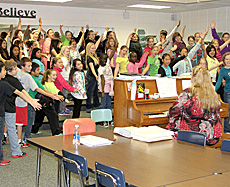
[60,24,63,28]
[177,20,181,27]
[211,21,215,29]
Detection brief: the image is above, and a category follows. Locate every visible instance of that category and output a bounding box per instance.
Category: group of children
[1,17,230,165]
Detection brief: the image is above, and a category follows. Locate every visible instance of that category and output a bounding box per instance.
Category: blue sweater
[215,67,230,92]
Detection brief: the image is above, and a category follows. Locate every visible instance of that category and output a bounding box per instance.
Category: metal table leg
[36,148,42,187]
[57,158,62,187]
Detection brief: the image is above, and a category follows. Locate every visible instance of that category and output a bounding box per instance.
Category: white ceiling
[1,0,230,13]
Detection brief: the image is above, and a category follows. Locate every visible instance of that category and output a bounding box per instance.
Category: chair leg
[66,170,70,187]
[62,163,67,187]
[95,170,99,187]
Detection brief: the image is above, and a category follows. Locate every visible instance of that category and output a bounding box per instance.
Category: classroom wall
[177,6,230,44]
[0,3,176,46]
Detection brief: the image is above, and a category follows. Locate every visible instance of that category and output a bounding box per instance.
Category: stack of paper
[114,126,174,143]
[80,135,113,147]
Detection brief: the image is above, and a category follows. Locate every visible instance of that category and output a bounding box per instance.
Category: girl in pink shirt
[127,52,145,73]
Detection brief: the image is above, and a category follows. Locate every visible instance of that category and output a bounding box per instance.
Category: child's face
[212,41,219,49]
[175,35,182,42]
[0,66,6,79]
[75,61,83,70]
[8,66,18,76]
[199,59,207,68]
[100,55,107,66]
[70,41,77,49]
[147,39,154,47]
[89,32,95,40]
[188,38,195,47]
[22,62,32,73]
[225,55,230,66]
[90,45,96,55]
[66,32,72,40]
[129,53,137,63]
[151,47,158,55]
[108,32,114,39]
[120,48,128,56]
[17,31,23,40]
[209,48,216,58]
[36,50,41,58]
[34,67,40,77]
[64,48,70,57]
[180,48,188,56]
[48,30,54,39]
[54,59,63,69]
[131,34,138,42]
[160,34,166,42]
[162,56,171,66]
[32,31,39,41]
[1,40,7,49]
[109,39,115,47]
[13,47,19,57]
[195,33,200,43]
[222,34,229,42]
[48,71,57,82]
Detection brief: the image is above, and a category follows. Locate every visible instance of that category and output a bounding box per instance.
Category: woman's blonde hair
[190,66,219,110]
[41,69,56,85]
[57,46,70,62]
[85,42,99,68]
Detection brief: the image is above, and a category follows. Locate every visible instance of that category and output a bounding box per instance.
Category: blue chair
[62,150,95,187]
[177,130,206,147]
[91,109,112,124]
[221,140,230,152]
[95,161,126,187]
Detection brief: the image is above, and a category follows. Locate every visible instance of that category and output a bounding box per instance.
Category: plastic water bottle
[73,125,80,145]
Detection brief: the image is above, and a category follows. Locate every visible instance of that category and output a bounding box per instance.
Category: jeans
[24,104,35,139]
[101,93,112,110]
[0,117,5,161]
[5,112,22,156]
[72,98,83,118]
[224,92,230,133]
[86,75,100,109]
[60,87,68,112]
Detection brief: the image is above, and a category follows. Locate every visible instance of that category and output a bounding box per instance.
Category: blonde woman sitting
[166,66,222,145]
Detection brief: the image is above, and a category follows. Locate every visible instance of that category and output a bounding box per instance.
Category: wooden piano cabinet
[114,78,229,129]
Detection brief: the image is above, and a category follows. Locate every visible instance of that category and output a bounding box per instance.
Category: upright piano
[114,77,229,130]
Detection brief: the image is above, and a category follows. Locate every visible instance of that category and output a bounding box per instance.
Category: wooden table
[28,130,230,187]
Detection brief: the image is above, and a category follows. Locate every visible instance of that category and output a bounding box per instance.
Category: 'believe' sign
[0,7,36,18]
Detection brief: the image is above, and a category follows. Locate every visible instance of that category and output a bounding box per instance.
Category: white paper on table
[182,80,192,90]
[156,78,178,98]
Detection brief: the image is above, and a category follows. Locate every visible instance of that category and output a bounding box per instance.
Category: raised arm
[17,16,22,30]
[166,20,181,41]
[95,34,104,50]
[37,18,42,33]
[220,39,230,51]
[60,24,64,35]
[126,33,133,48]
[24,25,30,39]
[211,21,222,44]
[181,25,186,39]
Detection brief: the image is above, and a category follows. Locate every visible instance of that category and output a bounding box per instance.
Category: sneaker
[12,152,27,158]
[20,142,29,148]
[31,131,42,135]
[23,137,32,143]
[100,122,109,128]
[59,111,70,115]
[54,133,63,136]
[2,135,7,145]
[110,122,114,126]
[65,108,72,113]
[0,159,10,166]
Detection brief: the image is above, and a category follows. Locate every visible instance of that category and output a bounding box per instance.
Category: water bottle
[73,125,80,145]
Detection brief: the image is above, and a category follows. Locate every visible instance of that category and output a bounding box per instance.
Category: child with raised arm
[69,59,87,118]
[127,52,145,73]
[98,53,114,110]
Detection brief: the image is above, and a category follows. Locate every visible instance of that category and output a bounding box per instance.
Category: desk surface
[28,130,230,187]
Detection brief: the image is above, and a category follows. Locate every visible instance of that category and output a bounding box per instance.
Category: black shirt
[0,80,16,117]
[129,41,143,61]
[3,74,24,113]
[86,56,99,77]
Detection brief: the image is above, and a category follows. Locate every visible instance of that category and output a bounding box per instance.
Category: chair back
[91,109,112,123]
[63,118,96,135]
[95,161,126,187]
[62,149,89,177]
[177,130,206,147]
[221,140,230,152]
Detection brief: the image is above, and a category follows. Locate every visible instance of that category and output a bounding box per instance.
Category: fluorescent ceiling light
[26,0,72,3]
[128,4,171,9]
